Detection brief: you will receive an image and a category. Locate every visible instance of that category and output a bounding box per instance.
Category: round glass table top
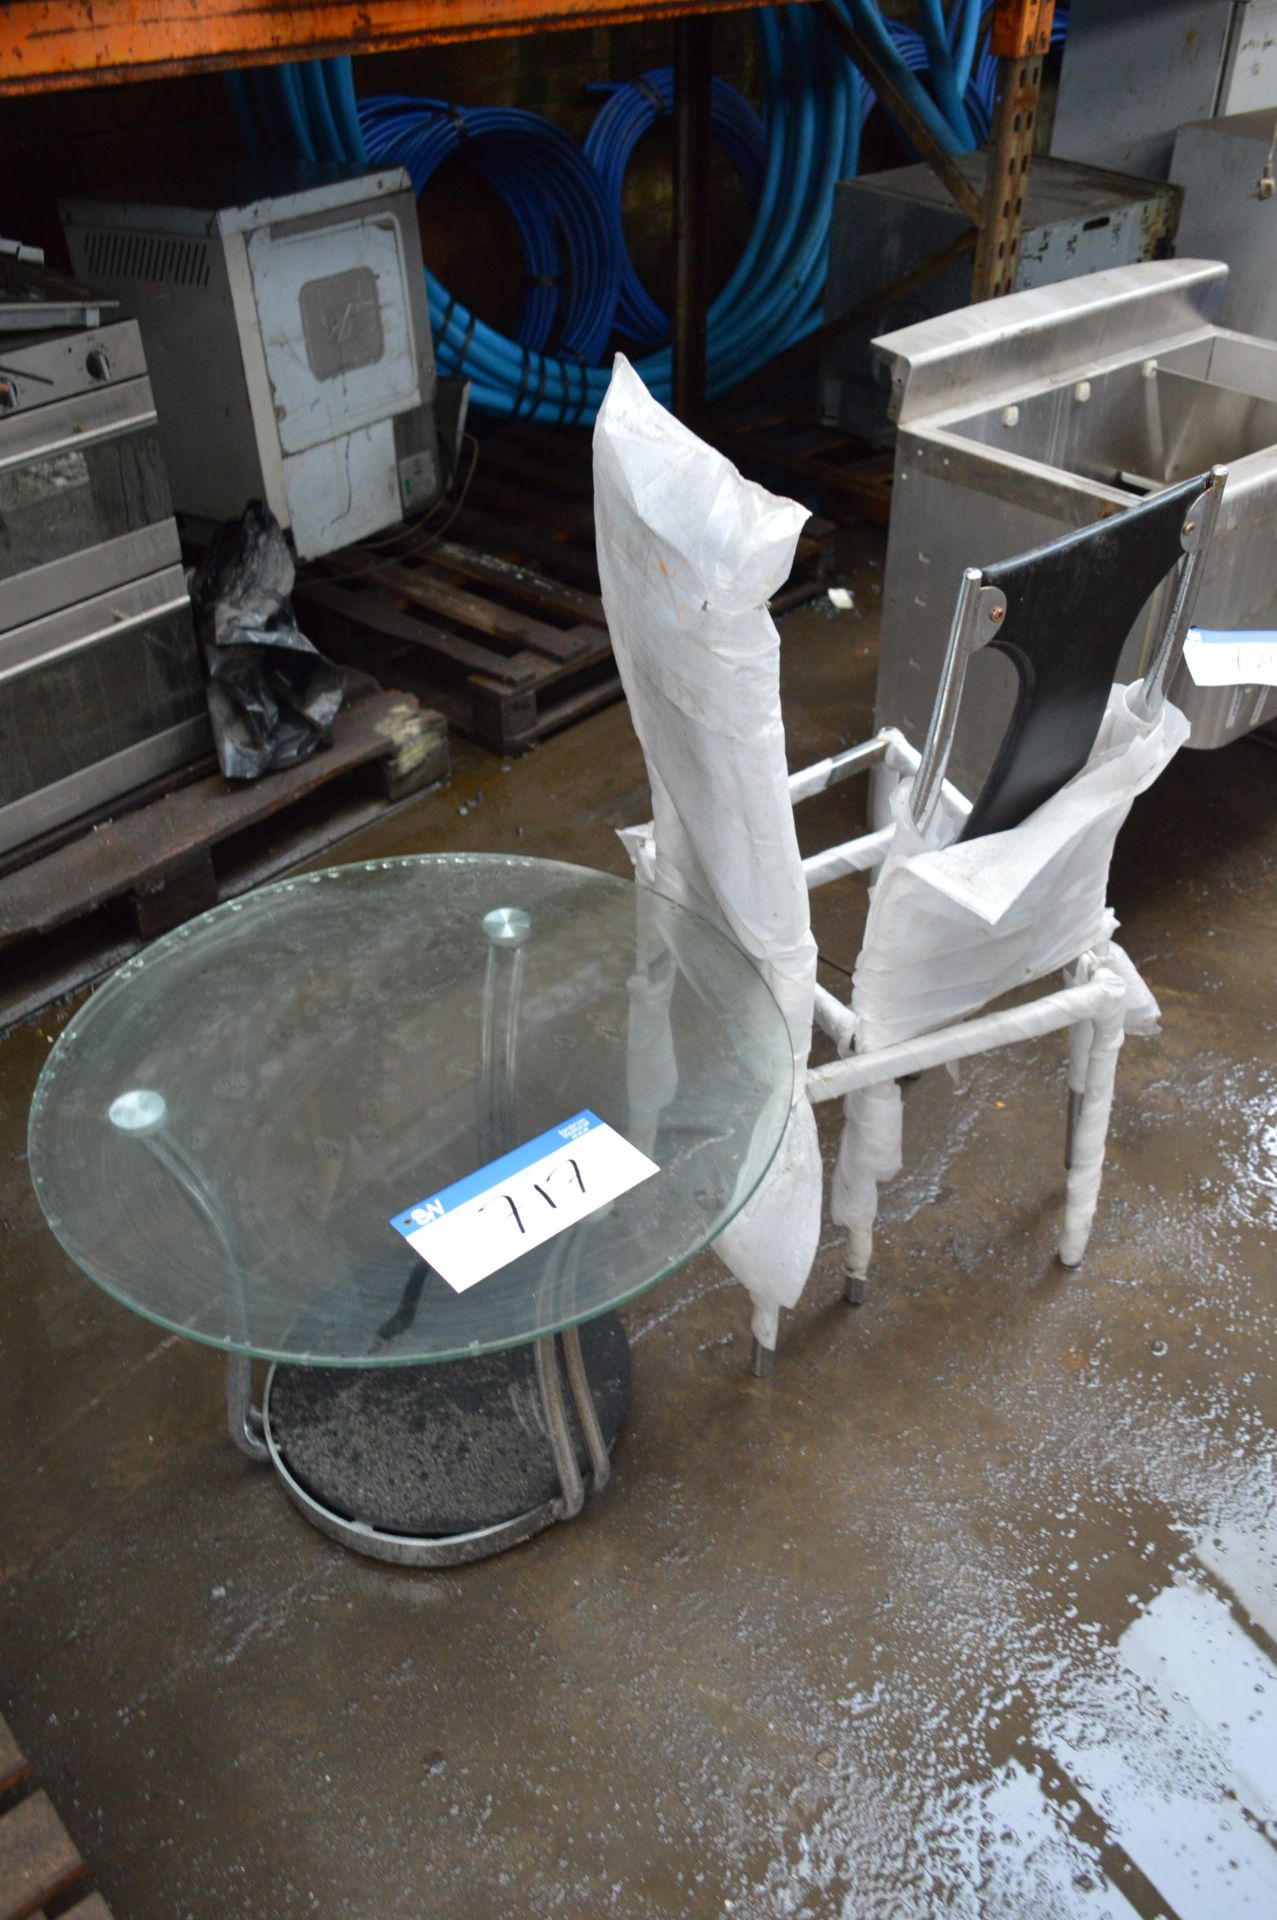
[28,855,793,1366]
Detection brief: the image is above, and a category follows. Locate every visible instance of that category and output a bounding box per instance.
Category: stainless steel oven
[0,317,208,858]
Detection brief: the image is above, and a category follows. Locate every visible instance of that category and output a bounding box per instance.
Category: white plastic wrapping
[1059,979,1127,1267]
[594,356,821,1347]
[831,683,1188,1260]
[850,683,1189,1052]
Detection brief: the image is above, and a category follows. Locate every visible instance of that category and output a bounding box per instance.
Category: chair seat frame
[739,471,1227,1374]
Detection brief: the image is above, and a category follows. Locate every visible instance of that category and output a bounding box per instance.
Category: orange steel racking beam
[0,0,800,96]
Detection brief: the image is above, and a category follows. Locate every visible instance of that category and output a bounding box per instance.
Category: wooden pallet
[713,400,895,526]
[295,420,835,754]
[474,418,839,609]
[0,688,448,1034]
[0,1711,115,1920]
[300,537,617,757]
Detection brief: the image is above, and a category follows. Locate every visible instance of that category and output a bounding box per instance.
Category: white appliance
[61,165,441,560]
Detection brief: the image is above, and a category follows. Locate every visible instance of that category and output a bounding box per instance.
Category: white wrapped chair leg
[1063,960,1093,1171]
[594,358,824,1374]
[750,1308,778,1379]
[1058,969,1127,1268]
[832,1079,903,1306]
[844,1217,876,1306]
[839,1134,880,1306]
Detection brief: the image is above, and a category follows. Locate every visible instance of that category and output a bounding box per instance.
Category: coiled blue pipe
[234,2,1067,423]
[352,7,862,418]
[870,7,1069,147]
[917,0,977,146]
[826,0,972,154]
[584,69,766,349]
[363,96,620,361]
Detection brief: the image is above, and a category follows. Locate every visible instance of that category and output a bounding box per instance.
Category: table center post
[478,904,611,1514]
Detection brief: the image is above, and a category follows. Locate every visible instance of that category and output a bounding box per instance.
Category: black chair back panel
[958,473,1207,843]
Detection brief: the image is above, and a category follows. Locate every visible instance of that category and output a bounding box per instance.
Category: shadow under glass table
[28,854,792,1565]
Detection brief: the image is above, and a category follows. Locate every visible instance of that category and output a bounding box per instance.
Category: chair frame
[744,467,1227,1376]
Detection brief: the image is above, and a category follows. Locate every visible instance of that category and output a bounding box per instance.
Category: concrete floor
[4,530,1277,1919]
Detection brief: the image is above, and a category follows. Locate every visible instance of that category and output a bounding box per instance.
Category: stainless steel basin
[871,260,1277,804]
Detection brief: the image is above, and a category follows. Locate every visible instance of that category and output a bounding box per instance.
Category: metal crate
[821,155,1180,446]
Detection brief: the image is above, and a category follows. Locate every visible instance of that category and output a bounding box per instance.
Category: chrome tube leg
[500,945,526,1145]
[483,909,597,1529]
[844,1227,875,1305]
[911,573,1008,834]
[749,1335,775,1379]
[534,1335,585,1520]
[477,948,500,1159]
[226,1352,269,1462]
[478,907,531,1157]
[560,1323,611,1492]
[109,1089,269,1462]
[1065,1088,1085,1172]
[1134,465,1228,720]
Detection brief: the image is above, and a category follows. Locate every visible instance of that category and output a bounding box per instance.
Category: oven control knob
[85,347,112,382]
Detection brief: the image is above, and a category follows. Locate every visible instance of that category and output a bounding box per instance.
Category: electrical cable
[313,431,482,584]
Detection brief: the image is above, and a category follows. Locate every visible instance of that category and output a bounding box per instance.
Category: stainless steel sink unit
[870,259,1277,807]
[820,156,1180,447]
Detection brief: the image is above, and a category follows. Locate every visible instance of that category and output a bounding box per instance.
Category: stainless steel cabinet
[870,260,1277,806]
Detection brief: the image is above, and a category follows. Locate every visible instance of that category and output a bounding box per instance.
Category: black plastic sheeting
[190,502,346,781]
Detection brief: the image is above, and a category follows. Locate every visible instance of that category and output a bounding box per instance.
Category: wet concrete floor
[3,527,1276,1918]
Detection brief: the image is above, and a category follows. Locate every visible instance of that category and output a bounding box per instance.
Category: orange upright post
[971,0,1056,301]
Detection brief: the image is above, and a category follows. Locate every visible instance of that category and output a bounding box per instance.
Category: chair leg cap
[749,1336,775,1378]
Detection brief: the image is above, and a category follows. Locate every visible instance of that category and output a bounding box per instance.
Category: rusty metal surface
[0,0,789,96]
[970,50,1045,302]
[990,0,1054,58]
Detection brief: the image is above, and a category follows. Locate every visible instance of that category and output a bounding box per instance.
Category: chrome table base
[230,1314,630,1567]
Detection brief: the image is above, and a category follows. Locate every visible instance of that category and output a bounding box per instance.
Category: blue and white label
[390,1111,659,1293]
[1184,628,1277,689]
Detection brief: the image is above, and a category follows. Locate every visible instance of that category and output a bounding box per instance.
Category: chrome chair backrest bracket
[912,465,1229,837]
[1133,464,1228,722]
[910,570,1008,834]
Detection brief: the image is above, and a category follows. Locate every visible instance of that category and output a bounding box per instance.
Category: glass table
[28,854,792,1565]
